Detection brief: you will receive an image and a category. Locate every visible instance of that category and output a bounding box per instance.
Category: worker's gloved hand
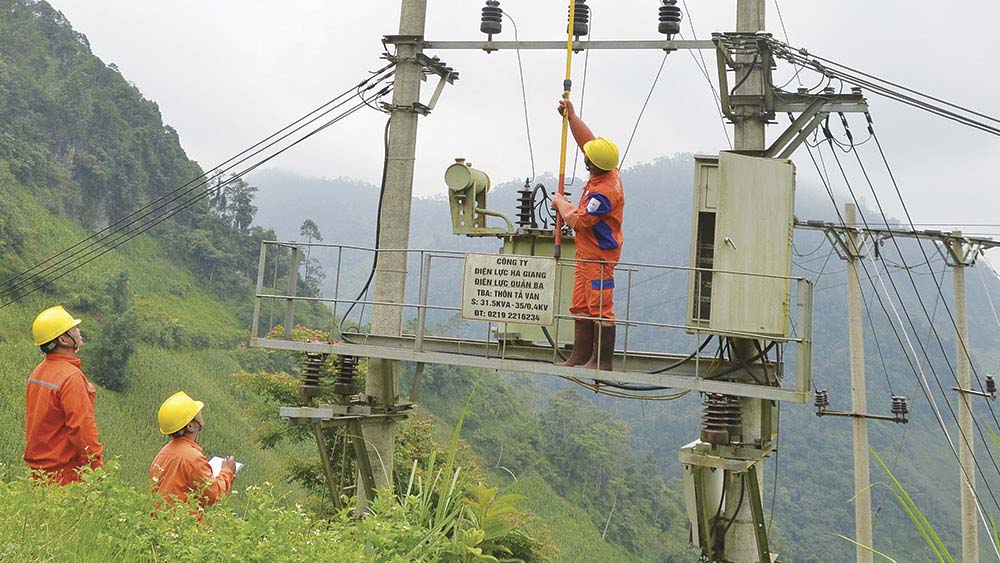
[550,192,568,210]
[222,456,237,474]
[557,98,575,118]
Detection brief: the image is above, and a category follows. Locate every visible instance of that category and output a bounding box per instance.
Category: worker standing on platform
[551,98,624,371]
[25,305,104,485]
[150,391,236,509]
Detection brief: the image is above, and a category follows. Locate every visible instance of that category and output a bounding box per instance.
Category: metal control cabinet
[687,152,795,337]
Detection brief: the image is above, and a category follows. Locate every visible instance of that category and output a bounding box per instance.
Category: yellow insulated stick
[554,0,577,261]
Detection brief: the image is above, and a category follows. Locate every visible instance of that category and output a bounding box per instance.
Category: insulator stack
[335,355,359,396]
[657,0,683,37]
[987,374,997,395]
[300,352,328,397]
[480,1,502,39]
[814,388,829,411]
[701,393,742,445]
[515,179,536,228]
[891,395,909,420]
[567,0,590,38]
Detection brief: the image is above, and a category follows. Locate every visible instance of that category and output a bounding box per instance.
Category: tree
[86,272,137,392]
[299,218,325,294]
[299,219,322,243]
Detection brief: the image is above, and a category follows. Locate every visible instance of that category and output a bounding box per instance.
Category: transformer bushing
[300,352,327,398]
[335,355,359,396]
[701,393,742,445]
[515,179,536,228]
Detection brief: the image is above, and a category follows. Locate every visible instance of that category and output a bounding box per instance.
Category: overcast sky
[46,1,1000,236]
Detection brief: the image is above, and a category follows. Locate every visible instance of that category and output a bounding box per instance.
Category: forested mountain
[0,0,274,292]
[252,158,1000,560]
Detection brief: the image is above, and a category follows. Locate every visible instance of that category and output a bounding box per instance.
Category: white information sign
[462,254,557,325]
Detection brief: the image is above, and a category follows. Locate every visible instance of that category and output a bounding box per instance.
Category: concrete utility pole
[364,0,428,499]
[845,203,874,563]
[724,2,767,561]
[952,232,978,563]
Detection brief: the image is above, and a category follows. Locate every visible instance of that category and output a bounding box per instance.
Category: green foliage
[0,460,542,562]
[84,272,137,391]
[412,365,693,561]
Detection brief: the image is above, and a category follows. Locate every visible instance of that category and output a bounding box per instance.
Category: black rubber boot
[556,320,595,367]
[583,324,616,371]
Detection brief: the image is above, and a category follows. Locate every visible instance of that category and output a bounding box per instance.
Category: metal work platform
[250,241,814,403]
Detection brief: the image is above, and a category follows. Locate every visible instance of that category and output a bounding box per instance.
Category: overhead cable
[811,128,1000,537]
[0,64,393,298]
[1,76,394,308]
[803,135,1000,524]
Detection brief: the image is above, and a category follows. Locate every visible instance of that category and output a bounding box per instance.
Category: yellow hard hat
[582,137,620,171]
[32,305,82,346]
[157,391,205,435]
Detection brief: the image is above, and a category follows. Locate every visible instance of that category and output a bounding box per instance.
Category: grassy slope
[505,470,646,563]
[0,182,303,490]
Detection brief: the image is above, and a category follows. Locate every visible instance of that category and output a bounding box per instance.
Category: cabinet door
[710,152,795,337]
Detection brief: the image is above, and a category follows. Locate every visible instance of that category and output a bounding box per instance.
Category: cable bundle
[0,64,396,309]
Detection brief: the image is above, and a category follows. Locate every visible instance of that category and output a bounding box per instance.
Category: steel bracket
[745,465,773,563]
[765,103,827,159]
[822,227,865,261]
[934,236,983,267]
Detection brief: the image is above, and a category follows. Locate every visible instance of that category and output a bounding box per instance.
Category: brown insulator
[334,355,359,396]
[701,393,742,445]
[300,352,327,397]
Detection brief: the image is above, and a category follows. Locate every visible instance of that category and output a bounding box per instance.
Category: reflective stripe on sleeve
[27,378,61,391]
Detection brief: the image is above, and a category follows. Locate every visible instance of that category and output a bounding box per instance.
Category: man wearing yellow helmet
[551,98,624,371]
[149,391,236,508]
[24,305,104,485]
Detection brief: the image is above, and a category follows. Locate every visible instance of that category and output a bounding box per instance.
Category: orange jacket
[24,354,104,483]
[149,436,234,507]
[571,168,625,261]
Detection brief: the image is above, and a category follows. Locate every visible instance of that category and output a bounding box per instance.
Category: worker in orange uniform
[550,98,624,371]
[149,391,236,508]
[25,305,104,484]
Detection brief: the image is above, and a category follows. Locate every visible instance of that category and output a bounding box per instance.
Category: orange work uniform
[24,354,103,485]
[569,168,625,323]
[149,435,234,507]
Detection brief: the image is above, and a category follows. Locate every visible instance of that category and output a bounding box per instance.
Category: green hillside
[0,179,300,488]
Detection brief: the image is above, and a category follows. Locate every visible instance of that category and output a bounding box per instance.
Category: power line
[502,11,535,181]
[1,80,393,309]
[679,0,732,149]
[0,65,394,299]
[803,137,1000,526]
[620,50,670,170]
[815,129,1000,538]
[769,39,1000,137]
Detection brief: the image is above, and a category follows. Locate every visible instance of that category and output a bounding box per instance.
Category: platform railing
[250,240,813,402]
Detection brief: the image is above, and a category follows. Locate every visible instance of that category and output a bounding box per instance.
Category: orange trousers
[569,258,616,323]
